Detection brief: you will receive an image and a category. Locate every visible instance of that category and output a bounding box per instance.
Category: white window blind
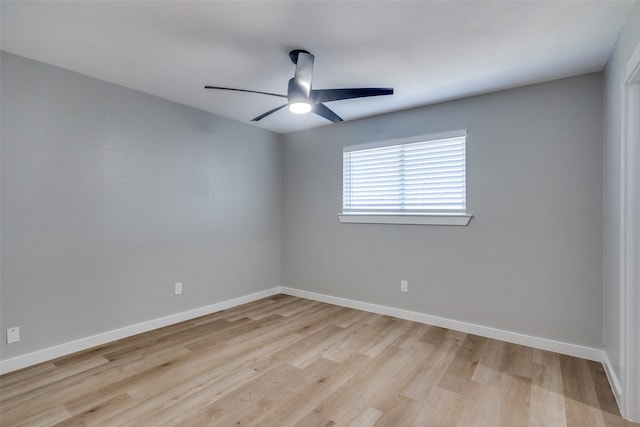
[342,132,466,213]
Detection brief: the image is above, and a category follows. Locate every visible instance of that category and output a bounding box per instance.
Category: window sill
[337,213,473,226]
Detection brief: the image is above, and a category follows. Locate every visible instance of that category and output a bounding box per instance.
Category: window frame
[338,130,473,226]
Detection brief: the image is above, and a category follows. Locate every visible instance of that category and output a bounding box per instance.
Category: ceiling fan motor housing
[289,49,311,64]
[288,78,309,103]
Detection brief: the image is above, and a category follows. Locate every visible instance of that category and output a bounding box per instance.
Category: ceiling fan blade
[251,104,288,122]
[311,88,394,103]
[293,51,314,97]
[204,86,287,98]
[313,103,343,123]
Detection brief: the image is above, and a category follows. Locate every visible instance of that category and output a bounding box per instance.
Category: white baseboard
[0,287,281,375]
[602,350,623,407]
[279,286,604,362]
[1,285,605,375]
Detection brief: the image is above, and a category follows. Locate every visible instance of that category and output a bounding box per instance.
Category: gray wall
[603,2,640,382]
[282,73,603,348]
[0,49,609,362]
[0,52,282,360]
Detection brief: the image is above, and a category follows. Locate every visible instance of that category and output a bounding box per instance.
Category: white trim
[337,213,472,226]
[618,38,640,422]
[626,40,640,81]
[1,285,606,377]
[343,129,467,152]
[0,287,281,375]
[279,286,603,362]
[603,349,624,405]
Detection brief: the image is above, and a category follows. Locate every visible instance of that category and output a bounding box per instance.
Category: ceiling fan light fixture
[205,50,393,123]
[289,101,312,114]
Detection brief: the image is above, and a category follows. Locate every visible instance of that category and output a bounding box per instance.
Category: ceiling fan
[205,49,393,123]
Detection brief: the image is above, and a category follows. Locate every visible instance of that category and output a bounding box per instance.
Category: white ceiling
[1,1,635,134]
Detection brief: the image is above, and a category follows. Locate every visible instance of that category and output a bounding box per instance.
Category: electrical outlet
[7,327,20,344]
[400,280,408,292]
[174,282,183,295]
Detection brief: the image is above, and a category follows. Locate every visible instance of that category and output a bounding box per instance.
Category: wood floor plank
[505,342,534,379]
[229,295,304,321]
[402,329,466,399]
[223,357,338,426]
[173,362,302,426]
[288,324,362,369]
[0,355,110,401]
[101,318,231,361]
[438,333,487,394]
[105,366,258,426]
[497,373,531,427]
[0,296,634,427]
[1,354,143,425]
[358,347,426,410]
[290,306,354,336]
[414,385,463,427]
[256,353,371,427]
[472,338,507,385]
[10,405,70,427]
[0,363,57,388]
[340,405,383,426]
[181,317,255,352]
[392,322,434,352]
[453,380,502,427]
[321,321,385,363]
[221,295,292,322]
[273,299,321,318]
[420,324,449,344]
[333,307,371,328]
[560,355,607,427]
[359,317,412,357]
[292,409,336,427]
[60,346,219,416]
[54,393,136,427]
[310,345,405,422]
[371,395,422,427]
[529,350,567,427]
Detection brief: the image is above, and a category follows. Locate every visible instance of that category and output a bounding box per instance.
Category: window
[339,130,472,225]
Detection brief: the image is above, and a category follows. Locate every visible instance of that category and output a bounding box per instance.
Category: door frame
[619,38,640,422]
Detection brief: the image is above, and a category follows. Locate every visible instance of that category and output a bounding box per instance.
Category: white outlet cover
[175,282,183,295]
[7,327,20,344]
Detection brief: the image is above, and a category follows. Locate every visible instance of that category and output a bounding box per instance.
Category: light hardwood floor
[0,295,636,426]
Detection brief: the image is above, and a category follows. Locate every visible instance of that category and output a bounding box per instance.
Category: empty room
[1,1,639,425]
